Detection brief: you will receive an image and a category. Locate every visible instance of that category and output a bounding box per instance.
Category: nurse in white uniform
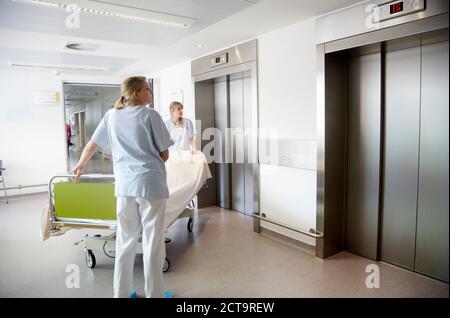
[165,101,198,153]
[71,76,173,298]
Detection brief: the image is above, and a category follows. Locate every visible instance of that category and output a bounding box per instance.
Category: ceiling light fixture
[8,61,110,72]
[11,0,197,28]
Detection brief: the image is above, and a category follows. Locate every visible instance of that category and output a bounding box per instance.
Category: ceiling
[0,0,363,76]
[0,0,260,46]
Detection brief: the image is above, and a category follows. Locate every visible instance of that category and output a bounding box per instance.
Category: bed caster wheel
[86,249,96,269]
[162,257,170,273]
[187,218,194,232]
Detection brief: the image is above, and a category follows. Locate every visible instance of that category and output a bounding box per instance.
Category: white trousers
[113,197,166,298]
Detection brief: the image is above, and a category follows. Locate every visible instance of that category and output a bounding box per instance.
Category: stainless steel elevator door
[214,76,231,209]
[229,71,254,215]
[194,70,256,215]
[243,70,254,215]
[381,38,422,270]
[229,73,246,213]
[346,52,382,260]
[415,37,449,282]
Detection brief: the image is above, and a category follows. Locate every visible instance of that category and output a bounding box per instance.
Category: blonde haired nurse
[71,76,173,298]
[164,101,198,154]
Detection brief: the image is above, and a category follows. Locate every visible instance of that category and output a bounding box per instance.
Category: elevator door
[380,32,449,282]
[229,71,253,215]
[195,71,255,215]
[415,36,449,282]
[215,76,231,209]
[381,37,422,270]
[230,73,245,213]
[346,51,382,260]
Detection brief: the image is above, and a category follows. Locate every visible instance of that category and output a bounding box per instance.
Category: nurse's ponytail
[115,76,147,110]
[115,96,126,109]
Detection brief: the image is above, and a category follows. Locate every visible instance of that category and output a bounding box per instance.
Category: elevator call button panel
[374,0,425,23]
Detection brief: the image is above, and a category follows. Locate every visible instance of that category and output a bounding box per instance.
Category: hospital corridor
[0,0,449,301]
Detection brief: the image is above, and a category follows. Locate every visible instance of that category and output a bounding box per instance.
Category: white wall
[257,18,318,246]
[0,69,121,196]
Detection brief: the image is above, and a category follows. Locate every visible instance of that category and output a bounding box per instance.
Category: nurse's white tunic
[164,118,195,152]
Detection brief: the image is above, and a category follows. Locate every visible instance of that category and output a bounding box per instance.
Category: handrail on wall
[252,212,323,239]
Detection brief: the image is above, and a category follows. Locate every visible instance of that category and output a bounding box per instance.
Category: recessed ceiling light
[197,44,203,48]
[11,0,197,28]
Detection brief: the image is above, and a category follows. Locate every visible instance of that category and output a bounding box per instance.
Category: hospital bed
[41,151,212,272]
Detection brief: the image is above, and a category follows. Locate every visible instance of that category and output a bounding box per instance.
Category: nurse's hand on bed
[70,141,98,182]
[70,163,86,183]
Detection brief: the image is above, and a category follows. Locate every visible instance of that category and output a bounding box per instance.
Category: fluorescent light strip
[11,0,196,28]
[14,0,60,8]
[9,61,110,72]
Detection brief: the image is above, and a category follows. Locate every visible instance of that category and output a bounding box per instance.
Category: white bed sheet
[164,151,212,228]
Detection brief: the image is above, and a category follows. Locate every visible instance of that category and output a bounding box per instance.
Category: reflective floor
[68,147,113,174]
[0,194,448,298]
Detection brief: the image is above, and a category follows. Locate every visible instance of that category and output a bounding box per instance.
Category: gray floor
[0,194,448,298]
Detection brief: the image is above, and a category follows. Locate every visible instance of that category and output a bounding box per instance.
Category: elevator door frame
[316,13,449,260]
[193,60,260,217]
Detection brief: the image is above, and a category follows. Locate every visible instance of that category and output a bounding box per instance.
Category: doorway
[63,83,121,174]
[192,40,259,216]
[321,29,449,282]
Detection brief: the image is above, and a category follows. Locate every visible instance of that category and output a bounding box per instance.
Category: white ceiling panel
[0,0,259,46]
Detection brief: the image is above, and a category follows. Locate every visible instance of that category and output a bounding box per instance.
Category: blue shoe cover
[163,290,173,298]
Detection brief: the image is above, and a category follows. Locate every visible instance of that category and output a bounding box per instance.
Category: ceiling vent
[65,42,99,51]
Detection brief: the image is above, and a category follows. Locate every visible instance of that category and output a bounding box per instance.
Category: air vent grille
[65,42,99,51]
